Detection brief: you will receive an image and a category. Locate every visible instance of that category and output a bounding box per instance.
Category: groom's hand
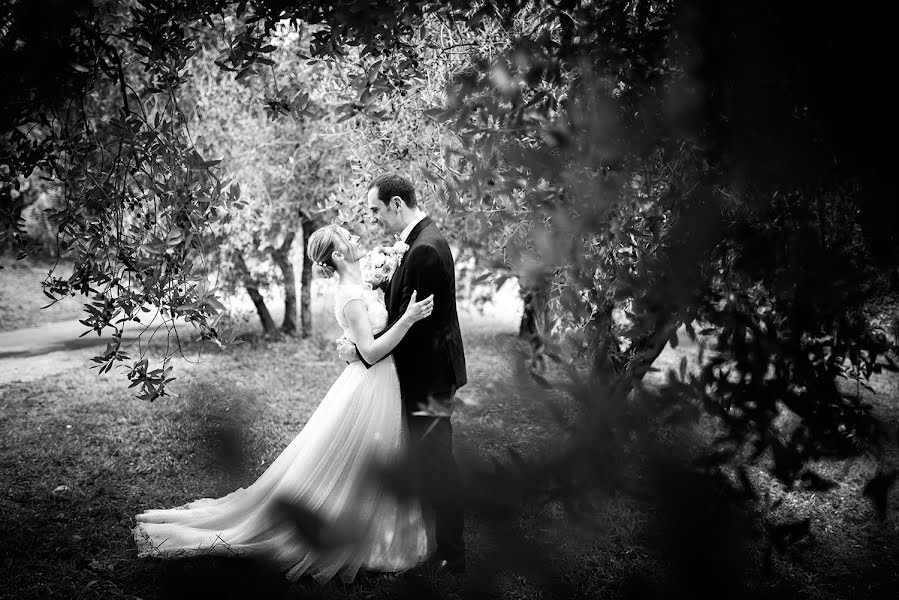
[336,336,360,364]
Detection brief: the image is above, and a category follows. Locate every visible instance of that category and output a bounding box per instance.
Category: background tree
[185,27,351,337]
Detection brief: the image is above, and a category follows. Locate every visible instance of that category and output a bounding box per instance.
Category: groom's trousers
[408,407,465,561]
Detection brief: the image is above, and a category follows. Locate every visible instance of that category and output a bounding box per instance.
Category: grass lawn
[1,292,897,599]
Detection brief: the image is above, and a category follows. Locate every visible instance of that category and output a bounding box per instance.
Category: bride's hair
[306,224,354,279]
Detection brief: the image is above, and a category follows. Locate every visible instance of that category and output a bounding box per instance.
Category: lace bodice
[334,283,388,342]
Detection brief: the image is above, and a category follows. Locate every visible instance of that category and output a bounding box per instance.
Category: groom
[337,173,467,574]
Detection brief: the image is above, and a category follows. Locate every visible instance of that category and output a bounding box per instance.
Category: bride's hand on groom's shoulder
[336,336,360,363]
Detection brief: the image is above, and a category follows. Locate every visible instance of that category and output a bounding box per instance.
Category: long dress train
[132,284,432,583]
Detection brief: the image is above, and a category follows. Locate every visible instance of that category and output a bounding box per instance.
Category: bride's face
[334,227,362,263]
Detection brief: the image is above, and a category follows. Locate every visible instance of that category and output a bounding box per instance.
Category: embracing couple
[133,174,467,583]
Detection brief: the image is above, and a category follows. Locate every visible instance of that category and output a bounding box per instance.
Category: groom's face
[366,186,402,235]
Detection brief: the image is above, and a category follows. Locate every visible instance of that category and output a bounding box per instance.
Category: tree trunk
[299,218,316,338]
[518,288,550,339]
[233,251,277,336]
[587,301,620,373]
[270,231,297,335]
[624,316,680,381]
[588,299,678,387]
[517,268,552,372]
[518,270,551,339]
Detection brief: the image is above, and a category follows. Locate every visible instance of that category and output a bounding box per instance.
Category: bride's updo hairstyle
[306,224,353,279]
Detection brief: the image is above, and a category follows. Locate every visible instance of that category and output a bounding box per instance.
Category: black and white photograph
[0,1,896,599]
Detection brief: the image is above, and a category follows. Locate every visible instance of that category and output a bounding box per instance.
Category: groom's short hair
[369,173,417,208]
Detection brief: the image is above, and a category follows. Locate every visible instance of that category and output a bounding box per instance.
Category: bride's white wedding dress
[132,283,433,583]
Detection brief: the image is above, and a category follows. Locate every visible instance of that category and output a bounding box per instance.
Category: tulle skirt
[132,357,433,584]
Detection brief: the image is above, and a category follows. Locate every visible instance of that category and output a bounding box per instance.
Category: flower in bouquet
[361,240,409,286]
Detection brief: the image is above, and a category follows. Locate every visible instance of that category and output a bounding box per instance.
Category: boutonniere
[361,240,409,286]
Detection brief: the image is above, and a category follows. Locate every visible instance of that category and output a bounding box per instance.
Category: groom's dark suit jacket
[364,217,467,414]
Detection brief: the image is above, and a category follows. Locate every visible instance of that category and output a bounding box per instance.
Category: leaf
[140,242,165,255]
[204,297,226,313]
[472,271,492,285]
[685,321,696,341]
[292,91,310,109]
[366,60,383,84]
[166,227,184,246]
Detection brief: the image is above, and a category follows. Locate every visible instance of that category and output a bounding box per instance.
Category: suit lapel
[387,216,432,319]
[403,216,432,248]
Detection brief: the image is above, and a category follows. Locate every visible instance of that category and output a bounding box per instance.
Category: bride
[133,224,435,583]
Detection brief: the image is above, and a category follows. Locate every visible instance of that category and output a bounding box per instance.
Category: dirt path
[0,280,530,386]
[0,315,199,385]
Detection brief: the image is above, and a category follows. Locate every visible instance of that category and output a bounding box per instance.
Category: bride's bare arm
[343,291,433,365]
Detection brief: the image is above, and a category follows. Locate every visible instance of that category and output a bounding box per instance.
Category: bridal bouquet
[361,240,409,286]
